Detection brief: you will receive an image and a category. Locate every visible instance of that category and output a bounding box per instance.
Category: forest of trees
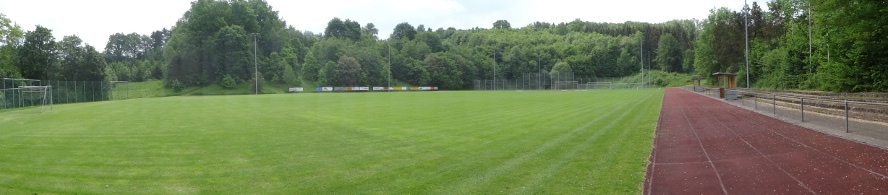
[695,0,888,92]
[1,0,886,92]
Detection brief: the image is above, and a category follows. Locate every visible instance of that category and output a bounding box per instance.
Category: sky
[0,0,765,52]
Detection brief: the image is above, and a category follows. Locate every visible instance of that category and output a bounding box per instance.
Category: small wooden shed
[712,72,737,99]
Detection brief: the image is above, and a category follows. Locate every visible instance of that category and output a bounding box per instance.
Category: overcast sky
[0,0,764,52]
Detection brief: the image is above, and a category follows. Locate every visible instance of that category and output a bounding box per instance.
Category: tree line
[694,0,888,92]
[2,0,885,92]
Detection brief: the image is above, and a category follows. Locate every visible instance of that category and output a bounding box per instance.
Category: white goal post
[18,86,52,112]
[579,82,613,90]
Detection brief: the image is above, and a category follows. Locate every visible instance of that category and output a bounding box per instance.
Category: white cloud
[0,0,189,50]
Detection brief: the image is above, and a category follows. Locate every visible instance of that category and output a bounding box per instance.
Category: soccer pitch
[0,90,664,194]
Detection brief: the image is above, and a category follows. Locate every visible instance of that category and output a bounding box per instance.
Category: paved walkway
[645,88,888,194]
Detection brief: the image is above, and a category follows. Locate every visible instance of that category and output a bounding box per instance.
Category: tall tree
[324,18,361,41]
[78,45,107,81]
[493,20,512,29]
[302,51,320,81]
[332,55,362,86]
[210,25,251,82]
[392,22,417,40]
[550,62,572,77]
[816,0,888,91]
[654,33,683,72]
[0,14,24,77]
[165,0,288,86]
[58,35,85,80]
[362,23,378,37]
[15,25,57,80]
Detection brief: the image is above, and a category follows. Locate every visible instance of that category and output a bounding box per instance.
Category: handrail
[735,89,888,107]
[694,86,888,106]
[687,85,888,134]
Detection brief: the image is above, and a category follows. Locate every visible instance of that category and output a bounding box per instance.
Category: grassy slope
[0,90,664,194]
[107,79,420,99]
[621,70,695,87]
[110,80,166,100]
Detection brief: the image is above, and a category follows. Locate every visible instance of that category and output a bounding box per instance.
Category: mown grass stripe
[0,90,663,194]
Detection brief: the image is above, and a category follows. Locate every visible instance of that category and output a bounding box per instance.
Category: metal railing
[685,86,888,141]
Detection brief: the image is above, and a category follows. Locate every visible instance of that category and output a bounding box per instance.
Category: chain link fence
[474,72,645,91]
[2,78,114,111]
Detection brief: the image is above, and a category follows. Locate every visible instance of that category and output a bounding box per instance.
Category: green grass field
[0,90,663,194]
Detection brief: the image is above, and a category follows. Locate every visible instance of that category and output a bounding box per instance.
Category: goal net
[1,85,53,112]
[579,82,613,90]
[613,82,645,90]
[20,86,53,112]
[552,81,579,90]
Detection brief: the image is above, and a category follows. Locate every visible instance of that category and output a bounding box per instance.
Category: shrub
[166,79,185,93]
[221,75,237,89]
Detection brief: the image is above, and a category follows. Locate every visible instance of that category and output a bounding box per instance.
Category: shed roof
[712,72,737,76]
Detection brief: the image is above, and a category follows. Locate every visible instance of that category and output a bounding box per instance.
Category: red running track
[645,88,888,194]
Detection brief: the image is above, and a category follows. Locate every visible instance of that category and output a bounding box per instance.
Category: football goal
[579,82,613,90]
[1,78,53,112]
[21,86,53,112]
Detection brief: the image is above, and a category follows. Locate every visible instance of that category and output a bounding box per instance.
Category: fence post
[801,97,805,122]
[845,100,850,133]
[773,94,777,114]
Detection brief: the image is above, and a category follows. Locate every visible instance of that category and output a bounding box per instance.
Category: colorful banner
[313,86,436,92]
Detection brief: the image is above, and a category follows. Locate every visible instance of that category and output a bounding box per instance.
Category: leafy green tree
[211,25,251,82]
[15,25,58,80]
[415,32,444,53]
[149,28,171,54]
[392,22,417,40]
[347,46,385,86]
[302,51,320,81]
[317,61,335,85]
[0,14,24,77]
[451,53,477,89]
[282,64,299,85]
[493,20,511,29]
[550,62,572,77]
[264,51,288,83]
[104,32,149,62]
[424,53,460,89]
[324,18,362,41]
[362,23,378,37]
[694,8,726,82]
[332,55,362,86]
[165,0,288,87]
[279,45,300,75]
[654,33,683,72]
[58,35,85,80]
[401,40,431,60]
[221,74,237,89]
[816,0,888,91]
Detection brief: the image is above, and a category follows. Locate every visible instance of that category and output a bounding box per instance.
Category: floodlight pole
[745,0,750,88]
[808,1,813,74]
[536,33,542,90]
[388,41,392,92]
[640,36,643,89]
[252,33,259,95]
[493,47,497,91]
